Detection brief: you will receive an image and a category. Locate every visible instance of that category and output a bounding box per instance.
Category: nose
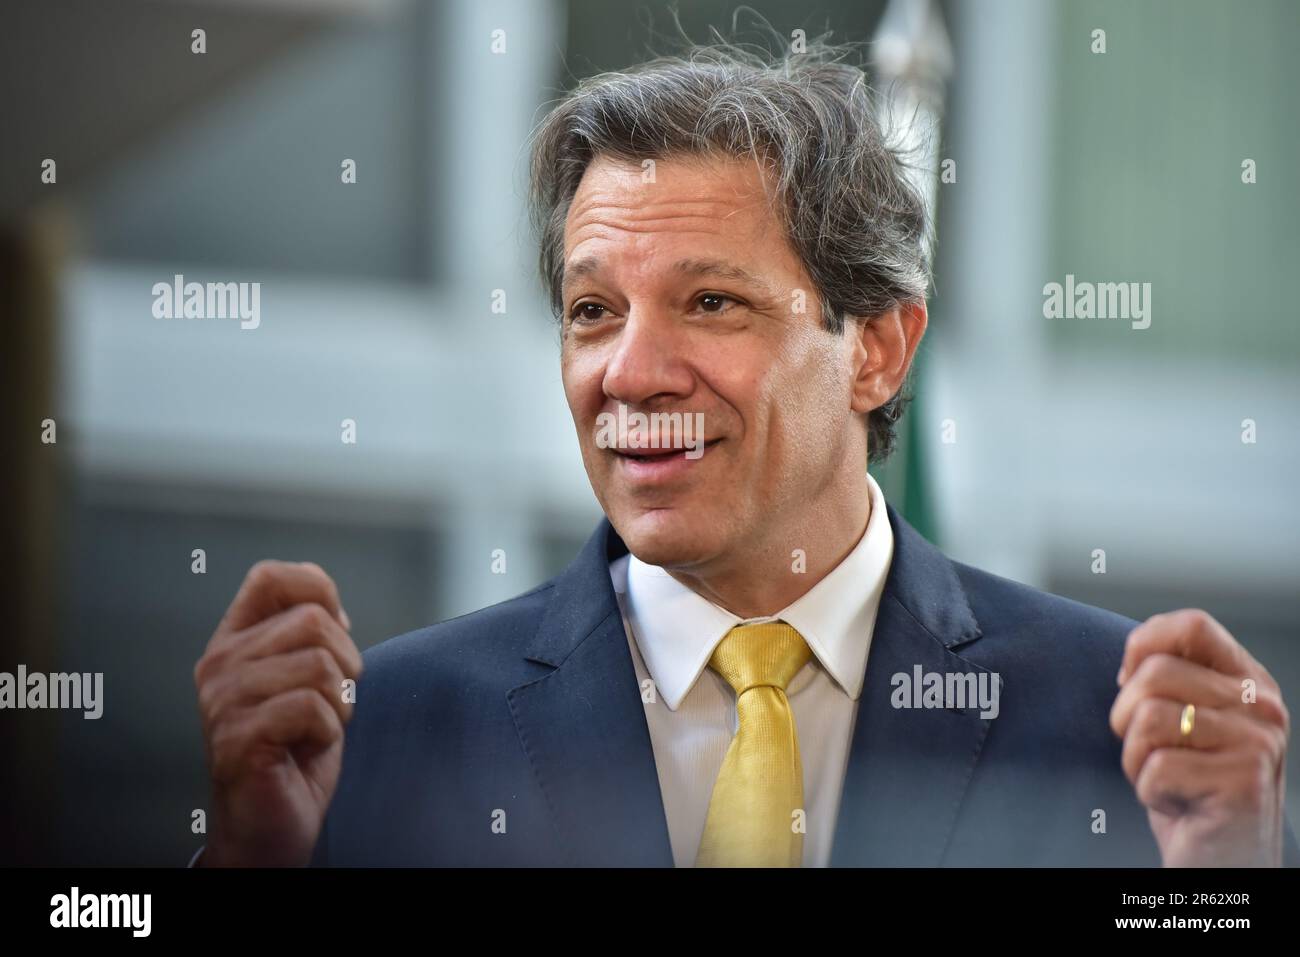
[601,308,695,407]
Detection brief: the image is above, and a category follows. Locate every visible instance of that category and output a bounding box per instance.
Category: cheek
[787,324,854,399]
[765,338,853,449]
[560,349,604,420]
[700,336,782,421]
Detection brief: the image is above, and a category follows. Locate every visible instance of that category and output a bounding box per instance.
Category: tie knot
[707,621,812,697]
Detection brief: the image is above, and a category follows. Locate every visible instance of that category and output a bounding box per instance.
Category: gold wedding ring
[1179,703,1196,742]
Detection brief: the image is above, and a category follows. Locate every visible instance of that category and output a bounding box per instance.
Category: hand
[1110,609,1289,866]
[194,561,363,866]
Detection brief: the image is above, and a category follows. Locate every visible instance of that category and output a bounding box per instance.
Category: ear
[848,301,928,415]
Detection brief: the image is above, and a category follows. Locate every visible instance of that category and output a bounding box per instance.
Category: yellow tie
[695,621,813,867]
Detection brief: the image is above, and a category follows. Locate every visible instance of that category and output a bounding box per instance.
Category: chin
[612,504,721,569]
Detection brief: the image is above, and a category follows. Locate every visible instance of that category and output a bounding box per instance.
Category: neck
[664,471,874,619]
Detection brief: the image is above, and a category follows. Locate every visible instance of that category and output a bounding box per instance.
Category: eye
[694,293,741,314]
[569,301,610,323]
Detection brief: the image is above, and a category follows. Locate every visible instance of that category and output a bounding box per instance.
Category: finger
[1133,744,1281,819]
[222,560,348,634]
[1132,747,1230,816]
[200,647,353,729]
[1118,609,1261,686]
[1110,653,1263,737]
[1120,699,1255,785]
[238,602,364,679]
[210,688,343,784]
[197,602,362,693]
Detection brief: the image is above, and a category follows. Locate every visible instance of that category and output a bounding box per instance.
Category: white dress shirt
[609,472,895,867]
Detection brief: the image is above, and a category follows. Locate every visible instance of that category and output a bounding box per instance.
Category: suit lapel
[509,505,994,867]
[831,505,996,866]
[506,520,674,866]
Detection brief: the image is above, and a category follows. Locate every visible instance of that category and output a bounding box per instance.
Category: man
[192,43,1295,867]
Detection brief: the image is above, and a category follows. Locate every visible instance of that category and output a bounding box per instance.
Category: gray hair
[527,39,932,462]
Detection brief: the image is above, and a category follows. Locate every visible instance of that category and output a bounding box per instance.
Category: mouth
[610,438,722,481]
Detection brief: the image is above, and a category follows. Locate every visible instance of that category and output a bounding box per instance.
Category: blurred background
[1,0,1296,865]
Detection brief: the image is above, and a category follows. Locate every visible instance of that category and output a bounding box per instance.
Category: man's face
[559,153,866,570]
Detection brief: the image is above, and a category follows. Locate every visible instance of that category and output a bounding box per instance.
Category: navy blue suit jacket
[311,505,1299,866]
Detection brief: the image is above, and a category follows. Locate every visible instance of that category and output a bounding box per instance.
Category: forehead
[561,153,788,273]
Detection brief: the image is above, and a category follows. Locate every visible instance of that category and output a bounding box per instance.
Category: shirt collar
[617,472,895,711]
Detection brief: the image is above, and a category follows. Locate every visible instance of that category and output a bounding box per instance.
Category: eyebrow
[561,256,777,299]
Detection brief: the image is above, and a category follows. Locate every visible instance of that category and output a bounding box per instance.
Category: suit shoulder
[359,579,558,681]
[951,558,1139,648]
[947,558,1140,702]
[947,558,1141,755]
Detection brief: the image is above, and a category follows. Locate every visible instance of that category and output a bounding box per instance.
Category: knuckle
[1273,697,1291,739]
[1132,652,1174,684]
[1135,765,1161,806]
[308,646,337,681]
[1144,610,1175,629]
[202,671,243,726]
[1244,720,1287,768]
[1133,698,1163,738]
[289,686,328,720]
[286,686,316,711]
[1241,722,1273,759]
[294,602,332,637]
[194,648,227,697]
[299,561,338,597]
[1181,608,1214,630]
[196,674,217,717]
[1119,737,1141,782]
[1251,691,1289,732]
[1262,726,1287,767]
[246,560,280,590]
[1144,747,1173,781]
[308,690,339,730]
